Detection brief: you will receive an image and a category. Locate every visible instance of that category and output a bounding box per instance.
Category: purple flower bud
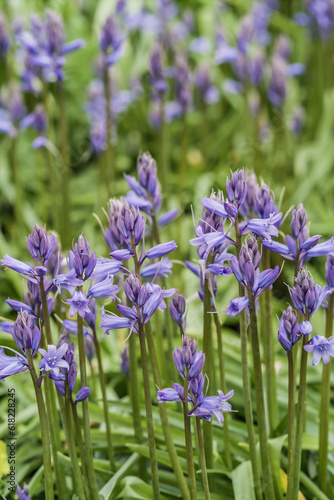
[84,334,95,362]
[226,169,246,207]
[45,10,65,55]
[17,483,31,500]
[254,182,278,220]
[174,347,185,378]
[124,275,142,305]
[13,310,41,355]
[26,224,56,265]
[0,14,10,59]
[75,387,90,405]
[190,373,205,398]
[291,203,307,239]
[158,209,179,226]
[225,296,249,317]
[189,351,205,379]
[117,204,145,247]
[169,290,186,328]
[69,235,96,280]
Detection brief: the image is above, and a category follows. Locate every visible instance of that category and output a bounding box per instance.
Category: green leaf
[231,461,256,500]
[99,453,140,500]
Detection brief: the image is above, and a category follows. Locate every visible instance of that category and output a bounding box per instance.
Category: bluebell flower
[141,258,173,278]
[26,224,56,265]
[277,306,311,352]
[91,258,122,281]
[188,389,234,424]
[52,269,84,294]
[1,254,47,284]
[240,212,282,242]
[0,347,29,380]
[169,290,186,329]
[69,235,97,281]
[150,43,168,95]
[100,15,124,67]
[38,343,69,377]
[0,14,10,59]
[66,291,91,319]
[289,268,329,317]
[120,345,129,376]
[6,299,34,315]
[88,276,119,300]
[74,387,90,405]
[157,383,191,403]
[225,297,249,317]
[13,310,41,355]
[0,321,15,334]
[62,320,89,337]
[304,335,334,365]
[17,483,31,500]
[158,209,179,227]
[146,241,177,259]
[100,307,132,338]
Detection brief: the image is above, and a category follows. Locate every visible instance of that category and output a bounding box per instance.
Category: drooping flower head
[169,290,186,331]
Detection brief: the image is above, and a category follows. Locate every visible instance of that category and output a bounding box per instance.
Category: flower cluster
[157,335,234,424]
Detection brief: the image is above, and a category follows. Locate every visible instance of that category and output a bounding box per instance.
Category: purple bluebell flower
[26,224,56,265]
[173,335,203,379]
[88,277,119,300]
[166,52,192,120]
[189,389,234,424]
[277,306,312,352]
[195,64,220,105]
[69,235,97,281]
[225,297,249,317]
[17,483,31,500]
[326,255,334,288]
[0,85,26,137]
[253,182,279,220]
[91,257,122,281]
[226,169,247,208]
[239,171,259,218]
[117,203,146,249]
[157,383,190,403]
[21,104,47,134]
[120,345,129,376]
[74,387,90,405]
[0,347,29,380]
[289,268,329,317]
[66,291,91,318]
[1,254,47,284]
[13,310,41,355]
[150,43,168,95]
[306,0,334,39]
[62,320,89,337]
[6,299,34,315]
[146,241,177,259]
[100,15,124,67]
[53,269,84,294]
[304,335,334,365]
[0,321,15,334]
[158,209,179,226]
[240,212,282,242]
[100,307,132,338]
[169,290,186,330]
[38,343,69,377]
[141,257,173,278]
[85,298,97,332]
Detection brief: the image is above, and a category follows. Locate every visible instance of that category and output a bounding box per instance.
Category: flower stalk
[287,351,295,499]
[318,292,334,492]
[183,371,198,500]
[196,417,211,500]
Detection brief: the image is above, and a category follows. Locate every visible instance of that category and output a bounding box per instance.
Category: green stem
[196,417,211,500]
[145,323,190,499]
[248,289,275,500]
[318,293,334,493]
[287,351,295,500]
[77,309,99,500]
[291,319,309,500]
[103,66,113,196]
[235,221,262,500]
[39,281,66,498]
[92,327,115,471]
[64,383,86,500]
[70,395,90,498]
[202,270,214,483]
[128,330,147,480]
[263,248,278,436]
[137,321,160,499]
[57,83,71,248]
[26,352,54,500]
[159,100,169,198]
[213,313,232,469]
[183,374,198,500]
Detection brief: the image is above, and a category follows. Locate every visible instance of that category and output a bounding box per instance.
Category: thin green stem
[26,352,54,500]
[263,248,278,436]
[213,312,232,469]
[56,83,71,248]
[287,351,295,499]
[64,383,86,500]
[248,289,275,500]
[103,66,113,195]
[145,322,190,499]
[196,417,211,500]
[92,327,115,471]
[235,222,262,500]
[318,293,334,493]
[183,375,198,500]
[70,395,90,498]
[291,314,309,500]
[137,321,160,499]
[128,330,148,480]
[77,307,99,500]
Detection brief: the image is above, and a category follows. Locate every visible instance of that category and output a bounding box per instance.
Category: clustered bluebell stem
[277,306,312,352]
[289,268,328,317]
[157,335,234,424]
